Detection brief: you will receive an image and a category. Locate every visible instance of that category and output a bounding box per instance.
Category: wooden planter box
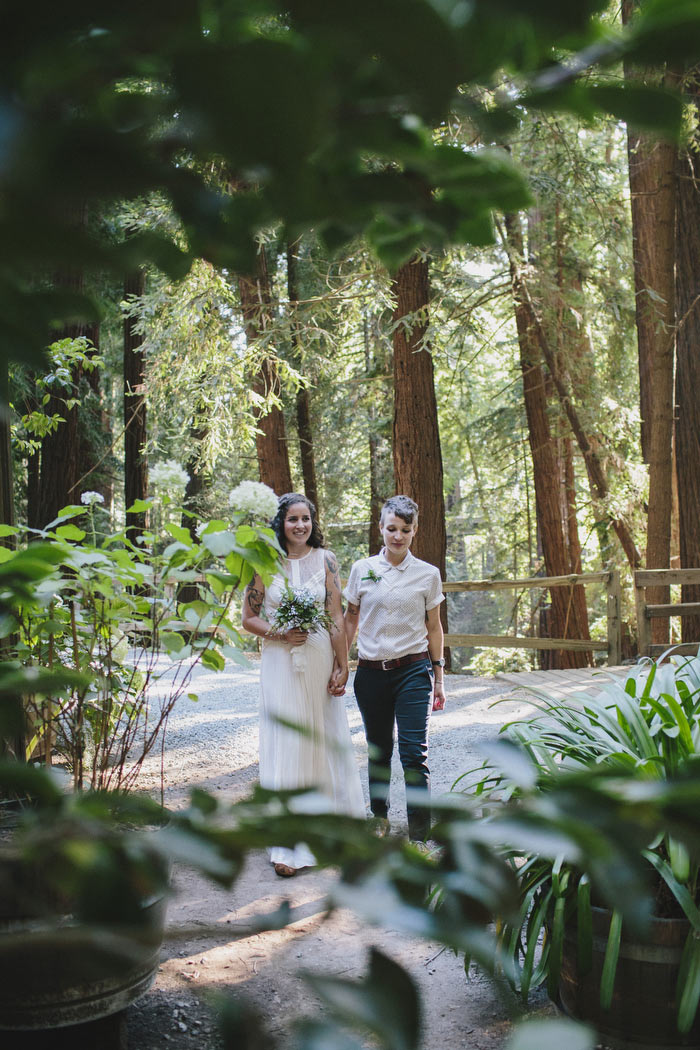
[559,905,700,1050]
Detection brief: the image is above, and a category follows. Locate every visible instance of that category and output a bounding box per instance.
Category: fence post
[634,571,651,658]
[606,569,622,666]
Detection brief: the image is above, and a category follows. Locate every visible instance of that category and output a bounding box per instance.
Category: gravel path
[127,659,547,1050]
[137,655,537,818]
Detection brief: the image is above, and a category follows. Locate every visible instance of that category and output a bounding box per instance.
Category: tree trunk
[0,360,14,537]
[498,218,642,573]
[675,77,700,642]
[622,0,676,645]
[391,255,449,647]
[75,324,110,509]
[179,407,209,603]
[363,313,388,556]
[124,268,149,537]
[37,365,82,527]
[505,214,589,669]
[238,247,293,496]
[286,240,319,509]
[37,202,89,528]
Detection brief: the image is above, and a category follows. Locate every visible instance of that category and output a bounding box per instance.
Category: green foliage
[2,0,698,368]
[0,498,281,791]
[460,651,700,1032]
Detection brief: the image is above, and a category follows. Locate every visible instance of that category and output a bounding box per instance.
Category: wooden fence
[634,567,700,658]
[443,570,622,666]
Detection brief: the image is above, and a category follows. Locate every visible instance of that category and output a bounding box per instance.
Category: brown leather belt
[357,650,430,671]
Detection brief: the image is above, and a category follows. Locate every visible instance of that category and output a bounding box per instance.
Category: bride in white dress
[242,493,366,876]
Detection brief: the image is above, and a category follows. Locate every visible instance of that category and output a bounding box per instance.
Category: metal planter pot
[0,895,166,1030]
[0,843,167,1031]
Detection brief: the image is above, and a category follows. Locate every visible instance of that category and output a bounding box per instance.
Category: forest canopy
[3,0,700,671]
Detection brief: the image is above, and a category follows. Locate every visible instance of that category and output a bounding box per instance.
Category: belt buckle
[381,658,392,670]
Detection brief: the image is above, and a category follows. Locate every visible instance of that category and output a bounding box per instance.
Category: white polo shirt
[344,549,444,662]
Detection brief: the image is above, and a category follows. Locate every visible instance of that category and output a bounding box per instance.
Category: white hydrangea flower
[228,480,278,520]
[80,490,105,506]
[150,459,190,491]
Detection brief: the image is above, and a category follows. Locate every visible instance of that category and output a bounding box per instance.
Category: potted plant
[457,651,700,1049]
[0,480,281,1034]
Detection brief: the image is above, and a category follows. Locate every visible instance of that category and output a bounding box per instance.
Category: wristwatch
[432,658,446,667]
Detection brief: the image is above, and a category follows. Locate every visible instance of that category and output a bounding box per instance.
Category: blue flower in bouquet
[271,584,333,634]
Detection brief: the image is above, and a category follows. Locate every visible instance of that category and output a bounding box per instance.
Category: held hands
[328,661,348,696]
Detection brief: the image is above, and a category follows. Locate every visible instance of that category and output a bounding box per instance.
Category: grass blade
[677,932,700,1033]
[600,909,622,1010]
[577,875,593,977]
[547,895,566,1001]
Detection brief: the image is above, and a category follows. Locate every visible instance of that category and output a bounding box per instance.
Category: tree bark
[622,0,676,645]
[675,78,700,642]
[239,247,293,496]
[0,360,14,537]
[363,313,389,556]
[391,255,449,645]
[74,323,110,510]
[37,202,90,527]
[505,214,590,669]
[500,217,642,573]
[124,268,149,537]
[286,241,319,510]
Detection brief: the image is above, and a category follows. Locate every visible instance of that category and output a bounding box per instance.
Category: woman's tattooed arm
[325,551,342,605]
[245,580,264,617]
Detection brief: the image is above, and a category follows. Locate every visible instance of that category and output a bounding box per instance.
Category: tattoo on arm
[245,582,264,617]
[325,552,341,591]
[325,552,342,607]
[347,602,360,617]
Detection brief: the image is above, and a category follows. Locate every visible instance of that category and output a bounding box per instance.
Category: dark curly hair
[271,492,325,552]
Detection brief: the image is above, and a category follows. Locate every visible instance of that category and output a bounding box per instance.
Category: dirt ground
[122,661,554,1050]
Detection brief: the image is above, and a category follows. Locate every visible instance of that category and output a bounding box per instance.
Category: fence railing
[634,568,700,658]
[443,569,622,666]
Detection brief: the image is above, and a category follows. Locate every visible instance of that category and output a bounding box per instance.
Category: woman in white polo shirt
[344,495,446,842]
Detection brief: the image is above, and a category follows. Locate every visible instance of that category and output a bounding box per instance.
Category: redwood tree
[505,213,590,669]
[675,73,700,642]
[391,255,448,636]
[287,240,319,510]
[124,268,149,536]
[0,362,14,537]
[238,247,293,497]
[36,202,96,527]
[622,0,676,645]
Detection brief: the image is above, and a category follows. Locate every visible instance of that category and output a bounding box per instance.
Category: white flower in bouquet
[150,459,190,492]
[80,490,105,506]
[271,585,332,633]
[271,583,333,673]
[228,480,278,521]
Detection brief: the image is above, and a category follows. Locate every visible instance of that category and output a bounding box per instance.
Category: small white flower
[228,480,278,520]
[81,491,105,506]
[150,459,190,491]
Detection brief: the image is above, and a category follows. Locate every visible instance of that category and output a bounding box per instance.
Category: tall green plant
[459,651,700,1031]
[0,488,281,792]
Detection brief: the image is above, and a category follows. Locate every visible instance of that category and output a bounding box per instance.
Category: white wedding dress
[259,546,366,868]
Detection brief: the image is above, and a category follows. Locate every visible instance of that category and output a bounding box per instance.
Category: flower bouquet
[271,583,333,672]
